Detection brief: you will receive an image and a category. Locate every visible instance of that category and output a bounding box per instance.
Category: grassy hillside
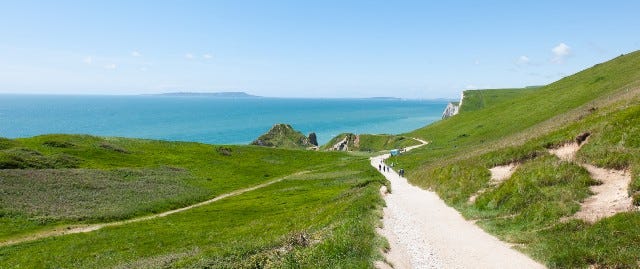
[394,51,640,268]
[0,134,387,267]
[321,133,419,152]
[459,88,538,113]
[401,52,640,169]
[251,123,314,149]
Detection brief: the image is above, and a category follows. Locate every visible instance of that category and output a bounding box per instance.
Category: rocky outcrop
[327,133,359,151]
[251,124,315,149]
[442,102,460,119]
[442,92,464,119]
[308,133,318,146]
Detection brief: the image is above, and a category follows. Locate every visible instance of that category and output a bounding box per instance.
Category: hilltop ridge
[251,124,317,149]
[393,51,640,267]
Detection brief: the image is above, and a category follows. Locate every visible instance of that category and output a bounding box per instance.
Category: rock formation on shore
[308,132,318,146]
[251,124,316,149]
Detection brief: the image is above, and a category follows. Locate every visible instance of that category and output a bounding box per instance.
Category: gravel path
[373,140,545,269]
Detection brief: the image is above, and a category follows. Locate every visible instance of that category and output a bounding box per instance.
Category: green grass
[250,123,313,149]
[459,88,538,113]
[0,160,386,268]
[321,133,419,152]
[357,134,420,152]
[0,168,208,224]
[3,50,640,268]
[0,134,389,268]
[400,51,640,172]
[391,51,640,268]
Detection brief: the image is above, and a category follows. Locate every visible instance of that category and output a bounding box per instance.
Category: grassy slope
[321,133,419,152]
[0,134,387,268]
[401,51,640,170]
[1,135,345,238]
[358,134,420,152]
[394,51,640,268]
[459,88,538,113]
[251,124,311,149]
[0,161,387,268]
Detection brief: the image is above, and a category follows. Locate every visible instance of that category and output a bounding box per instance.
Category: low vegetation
[3,51,639,268]
[0,133,388,267]
[0,156,386,268]
[251,123,316,149]
[394,51,640,268]
[459,88,538,113]
[321,133,419,152]
[0,168,206,222]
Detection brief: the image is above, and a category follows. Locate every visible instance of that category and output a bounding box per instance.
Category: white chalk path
[374,139,545,269]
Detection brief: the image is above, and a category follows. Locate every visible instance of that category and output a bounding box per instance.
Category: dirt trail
[469,164,519,203]
[374,139,544,269]
[0,172,305,248]
[547,142,633,223]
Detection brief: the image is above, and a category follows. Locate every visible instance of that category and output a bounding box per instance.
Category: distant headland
[149,91,261,98]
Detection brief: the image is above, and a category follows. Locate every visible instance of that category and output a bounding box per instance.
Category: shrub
[0,149,80,169]
[99,142,130,153]
[216,146,233,156]
[0,137,15,150]
[43,140,75,148]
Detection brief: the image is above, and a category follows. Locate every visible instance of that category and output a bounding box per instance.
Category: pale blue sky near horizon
[0,1,638,98]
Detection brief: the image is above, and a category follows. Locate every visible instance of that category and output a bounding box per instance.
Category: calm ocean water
[0,95,447,145]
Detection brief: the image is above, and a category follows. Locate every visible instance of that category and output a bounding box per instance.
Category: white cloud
[83,56,93,64]
[517,55,530,65]
[552,43,571,63]
[185,53,194,59]
[104,63,117,70]
[131,51,141,57]
[203,53,213,59]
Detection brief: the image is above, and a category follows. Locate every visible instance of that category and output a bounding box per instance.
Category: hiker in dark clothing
[399,168,405,177]
[378,164,381,171]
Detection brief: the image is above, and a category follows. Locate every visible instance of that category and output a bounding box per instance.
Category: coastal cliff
[442,92,464,119]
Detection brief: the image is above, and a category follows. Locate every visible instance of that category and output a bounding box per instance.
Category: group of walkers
[378,161,405,177]
[378,163,388,172]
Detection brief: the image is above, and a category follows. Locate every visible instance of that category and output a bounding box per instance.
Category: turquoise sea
[0,95,447,145]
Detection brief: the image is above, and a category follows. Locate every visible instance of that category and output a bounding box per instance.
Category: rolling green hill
[251,123,316,149]
[321,133,419,152]
[458,87,538,113]
[395,51,640,267]
[0,134,386,267]
[2,51,640,268]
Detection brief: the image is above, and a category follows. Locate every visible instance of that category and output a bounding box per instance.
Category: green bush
[42,140,75,148]
[0,138,15,150]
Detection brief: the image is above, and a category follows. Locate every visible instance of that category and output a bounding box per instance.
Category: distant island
[150,92,261,98]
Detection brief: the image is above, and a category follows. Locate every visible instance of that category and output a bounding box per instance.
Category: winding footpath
[0,172,306,248]
[373,139,544,269]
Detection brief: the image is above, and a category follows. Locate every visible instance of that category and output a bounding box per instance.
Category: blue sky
[1,1,639,98]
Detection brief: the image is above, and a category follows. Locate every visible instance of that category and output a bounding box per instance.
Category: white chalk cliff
[442,92,464,119]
